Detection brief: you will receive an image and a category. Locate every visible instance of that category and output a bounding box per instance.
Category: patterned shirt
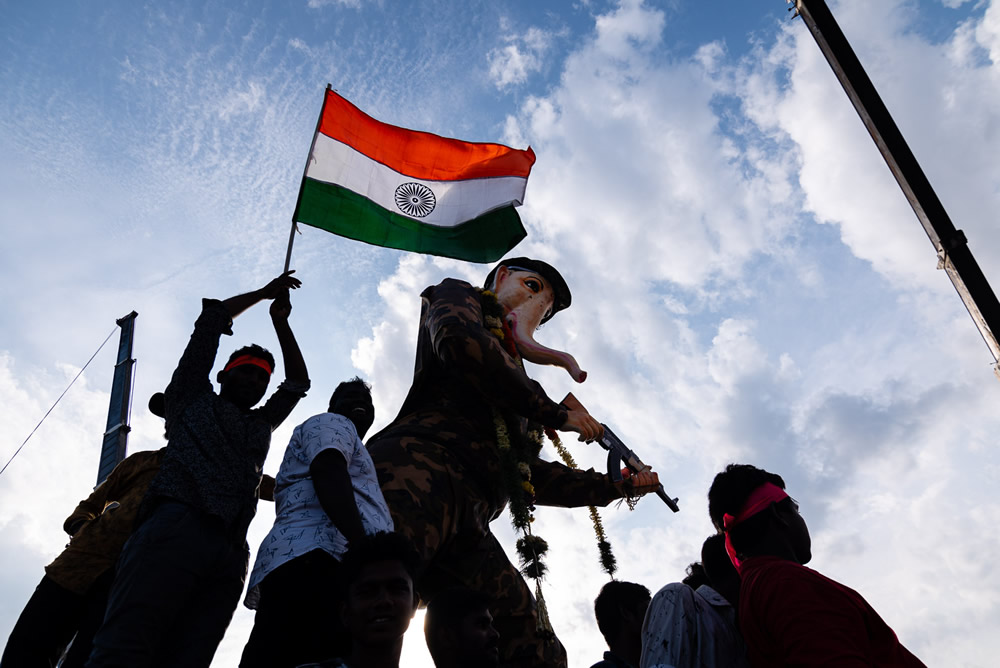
[245,412,393,609]
[640,583,748,668]
[143,299,309,541]
[45,449,163,594]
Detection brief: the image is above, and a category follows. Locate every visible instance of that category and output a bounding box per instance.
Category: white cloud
[216,80,266,120]
[307,0,362,9]
[506,15,802,293]
[975,0,1000,62]
[593,0,665,58]
[706,319,769,393]
[488,26,557,89]
[732,0,1000,293]
[488,43,541,88]
[287,37,311,54]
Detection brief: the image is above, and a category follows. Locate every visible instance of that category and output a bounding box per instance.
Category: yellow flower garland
[480,286,620,640]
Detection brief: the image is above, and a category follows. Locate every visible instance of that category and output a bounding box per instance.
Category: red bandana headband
[722,482,788,573]
[223,354,273,376]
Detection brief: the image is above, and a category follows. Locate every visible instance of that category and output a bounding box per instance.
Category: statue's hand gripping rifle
[598,423,679,513]
[561,393,679,512]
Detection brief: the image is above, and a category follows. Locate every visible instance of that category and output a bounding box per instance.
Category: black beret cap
[483,257,571,324]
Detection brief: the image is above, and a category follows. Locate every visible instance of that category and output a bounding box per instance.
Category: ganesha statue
[366,257,657,668]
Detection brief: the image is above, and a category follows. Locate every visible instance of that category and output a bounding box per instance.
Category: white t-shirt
[640,583,748,668]
[245,412,393,608]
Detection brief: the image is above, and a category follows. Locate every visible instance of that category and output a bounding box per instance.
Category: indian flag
[292,88,536,263]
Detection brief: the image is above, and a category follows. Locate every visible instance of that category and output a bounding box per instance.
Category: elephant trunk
[507,311,587,383]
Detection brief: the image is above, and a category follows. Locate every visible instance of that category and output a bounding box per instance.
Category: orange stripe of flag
[318,90,535,182]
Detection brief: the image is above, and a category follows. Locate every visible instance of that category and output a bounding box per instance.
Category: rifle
[561,393,680,512]
[599,423,679,512]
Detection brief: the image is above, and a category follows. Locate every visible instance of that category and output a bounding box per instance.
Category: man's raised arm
[258,282,310,430]
[268,289,308,386]
[221,270,302,320]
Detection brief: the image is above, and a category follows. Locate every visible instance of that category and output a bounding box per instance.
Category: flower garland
[479,287,620,636]
[542,427,618,579]
[492,406,555,636]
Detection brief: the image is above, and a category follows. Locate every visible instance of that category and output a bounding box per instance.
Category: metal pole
[282,221,297,274]
[96,311,138,486]
[788,0,1000,376]
[286,83,333,272]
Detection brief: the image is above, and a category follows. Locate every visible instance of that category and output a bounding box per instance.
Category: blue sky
[2,1,1000,666]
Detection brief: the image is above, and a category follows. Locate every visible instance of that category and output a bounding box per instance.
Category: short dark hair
[594,581,650,643]
[328,376,372,412]
[224,344,275,372]
[338,531,421,598]
[707,464,788,553]
[701,533,739,594]
[424,588,493,664]
[681,562,710,590]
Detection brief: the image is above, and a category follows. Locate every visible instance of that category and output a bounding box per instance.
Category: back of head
[701,533,741,606]
[681,562,711,590]
[327,375,372,411]
[594,580,651,645]
[708,463,810,564]
[708,464,786,531]
[424,588,494,667]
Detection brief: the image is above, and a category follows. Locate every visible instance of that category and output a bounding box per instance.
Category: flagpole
[285,83,333,273]
[282,221,297,273]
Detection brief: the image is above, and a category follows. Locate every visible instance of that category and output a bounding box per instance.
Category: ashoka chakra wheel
[394,183,436,218]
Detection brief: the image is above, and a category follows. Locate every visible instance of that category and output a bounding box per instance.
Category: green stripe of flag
[295,178,527,263]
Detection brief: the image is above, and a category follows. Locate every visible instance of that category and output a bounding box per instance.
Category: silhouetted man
[707,464,926,667]
[639,535,748,668]
[424,588,500,668]
[2,446,163,668]
[87,271,309,667]
[592,581,650,668]
[241,377,392,668]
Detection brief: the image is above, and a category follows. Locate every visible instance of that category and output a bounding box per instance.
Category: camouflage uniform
[368,278,623,668]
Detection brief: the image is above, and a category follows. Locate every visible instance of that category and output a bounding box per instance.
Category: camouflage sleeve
[62,481,109,535]
[62,450,164,535]
[425,279,567,429]
[529,457,622,508]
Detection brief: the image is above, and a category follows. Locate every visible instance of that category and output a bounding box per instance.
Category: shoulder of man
[695,584,731,608]
[422,276,476,299]
[296,411,359,443]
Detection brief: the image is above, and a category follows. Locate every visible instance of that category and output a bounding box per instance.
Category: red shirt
[739,556,925,667]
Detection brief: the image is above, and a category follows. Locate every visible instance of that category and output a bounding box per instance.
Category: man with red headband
[87,271,309,668]
[367,257,660,668]
[707,464,925,667]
